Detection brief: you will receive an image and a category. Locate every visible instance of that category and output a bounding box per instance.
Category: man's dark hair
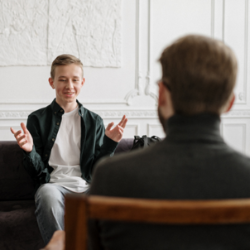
[159,35,238,115]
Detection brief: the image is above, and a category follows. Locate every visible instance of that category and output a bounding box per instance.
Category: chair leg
[65,194,88,250]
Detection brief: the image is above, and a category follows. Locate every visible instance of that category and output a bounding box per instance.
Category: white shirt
[49,107,88,193]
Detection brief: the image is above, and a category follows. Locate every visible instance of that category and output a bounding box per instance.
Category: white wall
[1,0,250,156]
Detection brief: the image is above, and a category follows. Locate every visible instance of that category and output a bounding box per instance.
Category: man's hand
[10,123,33,152]
[40,230,65,250]
[105,115,128,142]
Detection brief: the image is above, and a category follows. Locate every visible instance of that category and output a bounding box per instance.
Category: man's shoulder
[94,142,161,175]
[89,143,162,196]
[225,146,250,166]
[90,139,250,198]
[93,138,250,172]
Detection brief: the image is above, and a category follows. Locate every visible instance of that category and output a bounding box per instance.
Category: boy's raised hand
[105,115,128,142]
[10,123,33,152]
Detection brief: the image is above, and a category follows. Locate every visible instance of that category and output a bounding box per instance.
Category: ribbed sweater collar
[165,113,224,143]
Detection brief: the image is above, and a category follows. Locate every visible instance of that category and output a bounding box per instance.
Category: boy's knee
[35,184,62,207]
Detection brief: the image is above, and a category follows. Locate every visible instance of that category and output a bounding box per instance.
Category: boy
[10,54,127,244]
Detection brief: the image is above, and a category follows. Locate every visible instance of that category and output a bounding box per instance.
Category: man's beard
[157,106,167,134]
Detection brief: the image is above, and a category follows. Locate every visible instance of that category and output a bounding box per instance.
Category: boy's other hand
[10,123,33,152]
[105,115,128,142]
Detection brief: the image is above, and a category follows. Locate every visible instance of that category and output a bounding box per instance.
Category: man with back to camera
[10,54,128,245]
[87,34,250,250]
[43,34,250,250]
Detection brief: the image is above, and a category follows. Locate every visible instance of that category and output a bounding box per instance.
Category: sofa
[0,139,134,250]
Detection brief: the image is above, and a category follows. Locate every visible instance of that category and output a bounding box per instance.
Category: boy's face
[49,64,85,107]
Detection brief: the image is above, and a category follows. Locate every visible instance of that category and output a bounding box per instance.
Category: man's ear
[158,82,166,107]
[158,81,174,119]
[49,78,54,89]
[224,93,235,113]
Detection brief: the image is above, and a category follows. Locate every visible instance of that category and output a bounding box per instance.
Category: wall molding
[0,111,31,119]
[125,123,140,135]
[226,0,248,104]
[124,0,157,106]
[243,0,249,104]
[0,99,128,106]
[95,109,157,118]
[2,109,250,120]
[222,110,250,118]
[236,0,249,104]
[212,0,249,105]
[147,123,162,135]
[0,109,158,119]
[211,0,215,37]
[221,123,247,153]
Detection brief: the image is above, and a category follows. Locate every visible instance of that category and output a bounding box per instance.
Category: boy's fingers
[106,122,114,131]
[10,127,16,134]
[117,125,124,132]
[19,140,27,147]
[121,118,128,128]
[10,127,24,139]
[118,115,126,126]
[17,135,26,144]
[21,123,28,134]
[13,130,22,139]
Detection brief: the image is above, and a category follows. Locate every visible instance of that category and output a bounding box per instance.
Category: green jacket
[23,99,118,190]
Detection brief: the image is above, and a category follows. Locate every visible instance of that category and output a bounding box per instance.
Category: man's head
[49,54,85,108]
[158,34,238,128]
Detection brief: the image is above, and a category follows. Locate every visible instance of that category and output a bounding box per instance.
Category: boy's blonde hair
[50,54,84,79]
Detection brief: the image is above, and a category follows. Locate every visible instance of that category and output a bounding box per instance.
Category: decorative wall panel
[221,123,247,153]
[0,0,48,65]
[150,0,212,88]
[48,0,121,67]
[223,0,249,104]
[147,123,165,138]
[121,124,139,138]
[0,0,121,67]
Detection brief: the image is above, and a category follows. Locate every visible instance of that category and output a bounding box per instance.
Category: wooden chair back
[65,194,250,250]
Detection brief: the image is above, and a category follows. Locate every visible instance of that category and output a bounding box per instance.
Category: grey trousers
[34,183,85,245]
